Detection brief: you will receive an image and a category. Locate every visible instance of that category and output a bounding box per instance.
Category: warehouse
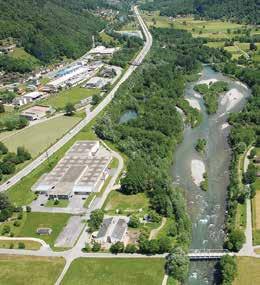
[21,105,54,121]
[32,141,111,199]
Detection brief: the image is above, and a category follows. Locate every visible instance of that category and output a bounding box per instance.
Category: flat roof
[33,141,111,194]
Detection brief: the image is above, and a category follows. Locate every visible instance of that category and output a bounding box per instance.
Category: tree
[65,103,75,116]
[124,244,137,254]
[17,146,31,163]
[92,241,101,252]
[110,242,124,254]
[219,255,237,285]
[158,237,172,253]
[243,163,257,184]
[88,209,104,232]
[227,229,245,252]
[26,206,31,213]
[0,161,16,174]
[128,215,140,228]
[249,42,257,51]
[0,142,8,155]
[0,103,5,113]
[2,225,10,235]
[148,210,162,223]
[18,242,25,249]
[91,94,102,106]
[165,247,189,283]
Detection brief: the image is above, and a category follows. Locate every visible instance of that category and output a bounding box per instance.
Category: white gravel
[191,159,206,186]
[185,98,201,111]
[197,78,218,86]
[220,88,244,112]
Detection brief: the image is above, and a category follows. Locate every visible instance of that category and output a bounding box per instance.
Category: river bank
[172,65,250,284]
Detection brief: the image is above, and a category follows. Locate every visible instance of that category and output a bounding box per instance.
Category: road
[0,6,152,194]
[239,146,254,256]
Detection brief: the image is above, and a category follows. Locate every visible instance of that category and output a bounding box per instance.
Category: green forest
[141,0,259,24]
[0,0,107,70]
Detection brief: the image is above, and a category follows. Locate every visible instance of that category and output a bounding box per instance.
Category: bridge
[188,249,233,260]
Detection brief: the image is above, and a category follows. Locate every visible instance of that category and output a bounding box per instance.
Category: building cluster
[21,105,54,121]
[94,216,129,246]
[32,141,111,199]
[12,91,44,106]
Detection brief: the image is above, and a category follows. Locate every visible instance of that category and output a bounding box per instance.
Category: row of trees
[0,115,28,132]
[0,142,31,180]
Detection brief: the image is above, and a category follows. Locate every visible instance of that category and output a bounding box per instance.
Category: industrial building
[12,91,43,106]
[84,77,111,89]
[21,105,54,121]
[95,216,129,245]
[88,45,119,57]
[32,141,111,199]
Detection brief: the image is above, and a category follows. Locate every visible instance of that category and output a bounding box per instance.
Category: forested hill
[0,0,107,63]
[141,0,259,24]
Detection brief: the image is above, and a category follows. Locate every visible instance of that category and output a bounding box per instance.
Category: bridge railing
[189,249,229,254]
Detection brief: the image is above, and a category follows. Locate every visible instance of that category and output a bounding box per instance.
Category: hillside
[141,0,259,24]
[0,0,107,71]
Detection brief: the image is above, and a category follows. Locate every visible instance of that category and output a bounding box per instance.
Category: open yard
[16,212,70,247]
[1,115,81,157]
[40,86,99,110]
[0,239,41,250]
[0,255,65,285]
[233,257,260,285]
[10,47,39,64]
[62,258,165,285]
[103,190,150,214]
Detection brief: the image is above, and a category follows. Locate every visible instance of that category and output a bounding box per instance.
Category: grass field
[40,87,99,110]
[1,115,81,157]
[0,255,65,285]
[252,191,260,245]
[16,212,70,247]
[233,257,260,285]
[45,199,69,208]
[10,47,39,64]
[103,191,150,214]
[0,240,41,250]
[62,258,165,285]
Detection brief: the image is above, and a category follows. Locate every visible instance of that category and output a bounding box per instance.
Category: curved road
[0,5,152,194]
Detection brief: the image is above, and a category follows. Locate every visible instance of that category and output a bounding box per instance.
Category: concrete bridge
[188,249,232,260]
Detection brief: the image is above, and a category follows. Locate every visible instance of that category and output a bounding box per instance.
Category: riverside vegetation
[95,27,231,282]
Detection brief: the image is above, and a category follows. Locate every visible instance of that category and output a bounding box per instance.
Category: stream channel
[172,65,251,284]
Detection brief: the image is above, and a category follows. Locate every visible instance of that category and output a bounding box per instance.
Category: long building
[32,141,111,199]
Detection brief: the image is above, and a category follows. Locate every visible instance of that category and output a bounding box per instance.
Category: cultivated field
[0,255,65,285]
[233,257,260,285]
[40,86,99,110]
[1,115,81,157]
[61,258,165,285]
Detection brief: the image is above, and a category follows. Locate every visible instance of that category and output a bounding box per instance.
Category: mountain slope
[0,0,106,64]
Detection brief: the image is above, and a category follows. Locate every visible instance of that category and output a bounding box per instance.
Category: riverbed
[172,66,250,284]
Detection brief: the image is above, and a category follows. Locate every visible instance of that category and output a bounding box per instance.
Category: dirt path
[149,217,167,240]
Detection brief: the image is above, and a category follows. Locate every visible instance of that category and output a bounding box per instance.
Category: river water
[172,66,250,284]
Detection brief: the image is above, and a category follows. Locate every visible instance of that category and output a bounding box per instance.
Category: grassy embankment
[0,255,65,285]
[61,258,165,285]
[0,240,41,250]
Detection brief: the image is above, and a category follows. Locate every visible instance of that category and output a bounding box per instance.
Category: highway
[0,5,152,193]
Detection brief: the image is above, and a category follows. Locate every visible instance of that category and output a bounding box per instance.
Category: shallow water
[172,65,250,284]
[119,109,138,124]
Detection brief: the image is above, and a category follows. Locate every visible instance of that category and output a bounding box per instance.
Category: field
[0,240,41,250]
[1,115,81,157]
[40,87,99,110]
[10,47,39,64]
[233,257,260,285]
[252,188,260,245]
[16,212,70,247]
[103,190,150,214]
[61,258,165,285]
[0,255,65,285]
[142,12,260,62]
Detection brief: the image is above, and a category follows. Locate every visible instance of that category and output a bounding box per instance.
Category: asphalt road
[0,6,152,194]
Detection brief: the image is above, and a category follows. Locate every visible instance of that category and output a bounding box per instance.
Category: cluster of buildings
[94,216,129,246]
[32,141,111,199]
[12,91,44,106]
[21,105,54,121]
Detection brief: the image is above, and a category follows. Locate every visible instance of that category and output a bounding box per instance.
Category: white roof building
[88,46,119,56]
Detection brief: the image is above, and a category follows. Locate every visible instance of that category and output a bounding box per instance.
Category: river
[172,65,251,284]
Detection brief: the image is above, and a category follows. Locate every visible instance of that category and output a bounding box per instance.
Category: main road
[0,6,152,193]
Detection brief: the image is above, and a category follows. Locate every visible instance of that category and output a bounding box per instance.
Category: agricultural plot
[62,258,165,285]
[0,255,65,285]
[234,257,260,285]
